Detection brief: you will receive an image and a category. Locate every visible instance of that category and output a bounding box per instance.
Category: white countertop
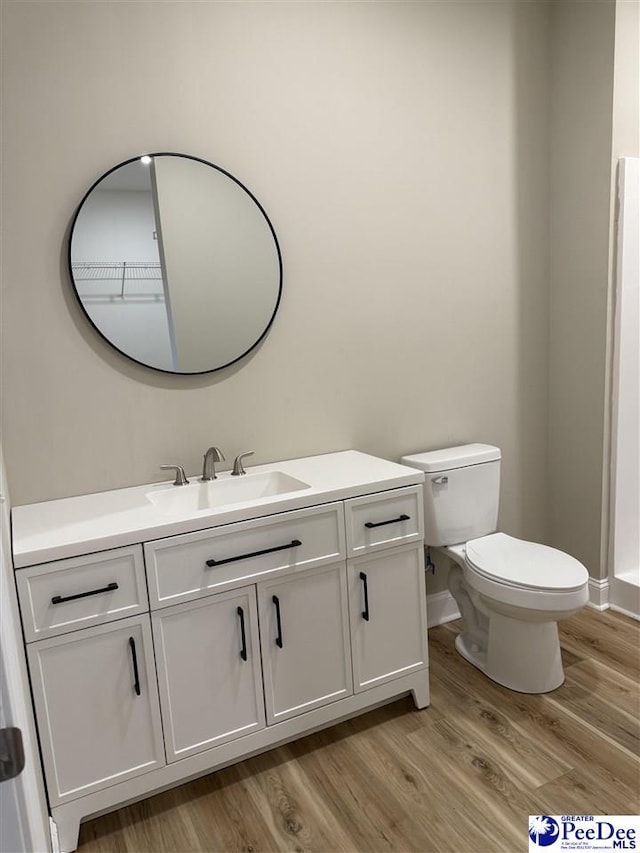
[11,451,424,568]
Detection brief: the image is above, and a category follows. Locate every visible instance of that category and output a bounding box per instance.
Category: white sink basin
[147,471,310,515]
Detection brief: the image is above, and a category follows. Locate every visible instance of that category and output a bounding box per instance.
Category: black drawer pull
[364,514,410,529]
[51,582,119,605]
[272,595,283,648]
[359,571,370,621]
[206,539,302,568]
[128,636,141,696]
[237,606,247,661]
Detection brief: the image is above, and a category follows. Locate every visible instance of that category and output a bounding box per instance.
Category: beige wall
[2,2,551,590]
[548,0,616,578]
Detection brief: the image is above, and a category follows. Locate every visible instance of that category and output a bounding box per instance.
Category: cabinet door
[348,543,428,693]
[152,587,265,762]
[258,563,353,724]
[27,615,164,806]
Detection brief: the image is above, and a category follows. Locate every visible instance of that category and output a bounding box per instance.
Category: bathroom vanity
[11,451,429,852]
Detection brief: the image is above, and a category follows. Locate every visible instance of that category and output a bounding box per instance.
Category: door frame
[0,446,51,852]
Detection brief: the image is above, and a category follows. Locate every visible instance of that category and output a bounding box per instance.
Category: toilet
[401,444,589,693]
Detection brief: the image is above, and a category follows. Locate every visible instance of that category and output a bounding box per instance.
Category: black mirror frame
[67,152,283,375]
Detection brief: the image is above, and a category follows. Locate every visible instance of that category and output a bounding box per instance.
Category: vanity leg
[410,677,430,710]
[51,805,81,853]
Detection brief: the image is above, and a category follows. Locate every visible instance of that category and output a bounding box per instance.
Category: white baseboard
[426,579,634,624]
[587,577,610,611]
[426,590,460,628]
[609,603,640,621]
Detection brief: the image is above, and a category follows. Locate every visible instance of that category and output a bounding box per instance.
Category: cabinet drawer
[345,486,423,556]
[145,502,345,609]
[16,546,148,642]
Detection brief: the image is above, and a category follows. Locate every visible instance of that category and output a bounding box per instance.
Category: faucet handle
[160,464,189,486]
[231,451,255,476]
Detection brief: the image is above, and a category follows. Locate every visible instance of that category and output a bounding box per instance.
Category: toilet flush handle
[432,476,449,485]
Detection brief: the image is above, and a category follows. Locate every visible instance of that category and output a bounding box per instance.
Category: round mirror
[68,153,282,374]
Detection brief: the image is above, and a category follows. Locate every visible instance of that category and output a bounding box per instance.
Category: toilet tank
[401,444,501,546]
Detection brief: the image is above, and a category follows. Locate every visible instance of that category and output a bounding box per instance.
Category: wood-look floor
[78,607,639,853]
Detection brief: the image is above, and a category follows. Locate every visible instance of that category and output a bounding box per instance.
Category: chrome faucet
[201,446,225,481]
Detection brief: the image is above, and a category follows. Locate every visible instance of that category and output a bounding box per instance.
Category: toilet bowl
[446,533,589,692]
[401,444,590,694]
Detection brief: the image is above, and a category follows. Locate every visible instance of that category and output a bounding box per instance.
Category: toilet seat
[448,532,590,614]
[465,533,589,592]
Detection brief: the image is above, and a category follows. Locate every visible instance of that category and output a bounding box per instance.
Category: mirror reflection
[69,154,282,374]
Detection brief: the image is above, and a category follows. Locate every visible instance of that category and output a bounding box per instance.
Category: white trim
[49,817,61,853]
[426,589,460,628]
[606,158,640,609]
[587,576,610,611]
[609,574,640,620]
[0,446,51,853]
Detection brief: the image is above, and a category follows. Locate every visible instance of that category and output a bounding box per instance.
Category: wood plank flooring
[77,607,639,853]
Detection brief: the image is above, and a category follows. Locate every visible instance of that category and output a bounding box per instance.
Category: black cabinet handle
[364,514,410,529]
[128,636,141,696]
[237,606,247,661]
[359,571,370,621]
[206,539,302,568]
[272,595,283,648]
[51,582,118,605]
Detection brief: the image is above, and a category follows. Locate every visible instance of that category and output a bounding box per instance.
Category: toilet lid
[465,533,589,591]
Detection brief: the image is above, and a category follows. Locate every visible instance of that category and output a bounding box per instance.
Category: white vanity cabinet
[12,451,430,853]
